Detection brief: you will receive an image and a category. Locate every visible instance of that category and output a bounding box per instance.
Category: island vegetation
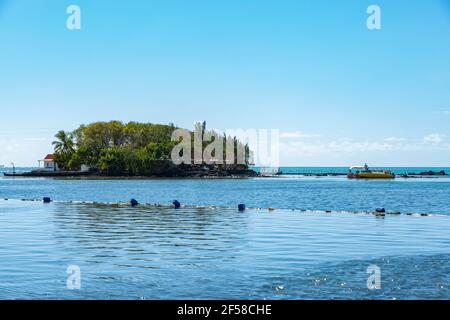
[51,121,256,177]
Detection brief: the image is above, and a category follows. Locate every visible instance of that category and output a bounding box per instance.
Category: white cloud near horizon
[423,133,447,145]
[23,137,51,142]
[385,137,406,142]
[278,133,450,166]
[280,131,321,139]
[0,137,54,167]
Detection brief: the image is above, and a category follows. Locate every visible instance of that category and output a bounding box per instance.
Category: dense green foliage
[52,121,251,176]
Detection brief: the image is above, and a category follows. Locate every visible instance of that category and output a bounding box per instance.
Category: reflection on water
[1,176,450,215]
[0,200,449,299]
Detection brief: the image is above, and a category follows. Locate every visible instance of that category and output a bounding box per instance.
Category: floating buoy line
[0,197,442,217]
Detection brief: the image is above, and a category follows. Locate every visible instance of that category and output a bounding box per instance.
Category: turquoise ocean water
[254,166,450,175]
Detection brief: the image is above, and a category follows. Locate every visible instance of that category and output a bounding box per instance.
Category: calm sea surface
[0,167,449,299]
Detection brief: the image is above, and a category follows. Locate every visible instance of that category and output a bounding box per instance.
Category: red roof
[44,154,54,161]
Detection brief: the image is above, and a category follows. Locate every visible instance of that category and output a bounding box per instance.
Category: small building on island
[37,154,59,171]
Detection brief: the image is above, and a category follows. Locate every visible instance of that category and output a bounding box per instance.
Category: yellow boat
[347,164,395,179]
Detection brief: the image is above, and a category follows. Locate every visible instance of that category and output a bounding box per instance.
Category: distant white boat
[259,167,282,176]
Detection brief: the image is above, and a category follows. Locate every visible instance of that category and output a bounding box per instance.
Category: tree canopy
[52,121,251,176]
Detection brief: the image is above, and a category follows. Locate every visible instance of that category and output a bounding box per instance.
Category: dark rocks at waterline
[4,170,99,177]
[176,164,259,178]
[138,162,258,178]
[404,170,447,176]
[3,163,258,178]
[400,170,447,178]
[417,170,446,176]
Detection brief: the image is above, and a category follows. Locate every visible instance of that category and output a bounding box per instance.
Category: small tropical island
[6,121,258,178]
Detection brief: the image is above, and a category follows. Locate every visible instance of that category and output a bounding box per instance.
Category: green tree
[52,130,74,154]
[52,130,75,170]
[97,147,127,176]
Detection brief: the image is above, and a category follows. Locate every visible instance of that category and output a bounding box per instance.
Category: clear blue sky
[1,0,450,166]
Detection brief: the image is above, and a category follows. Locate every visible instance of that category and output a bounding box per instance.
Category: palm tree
[52,130,74,154]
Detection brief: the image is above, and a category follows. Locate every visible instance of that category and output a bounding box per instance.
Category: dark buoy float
[173,200,181,209]
[43,197,51,203]
[375,208,386,213]
[238,204,246,211]
[130,199,139,207]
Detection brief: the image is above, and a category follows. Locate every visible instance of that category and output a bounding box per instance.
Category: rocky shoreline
[4,168,447,179]
[276,170,447,178]
[3,165,259,179]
